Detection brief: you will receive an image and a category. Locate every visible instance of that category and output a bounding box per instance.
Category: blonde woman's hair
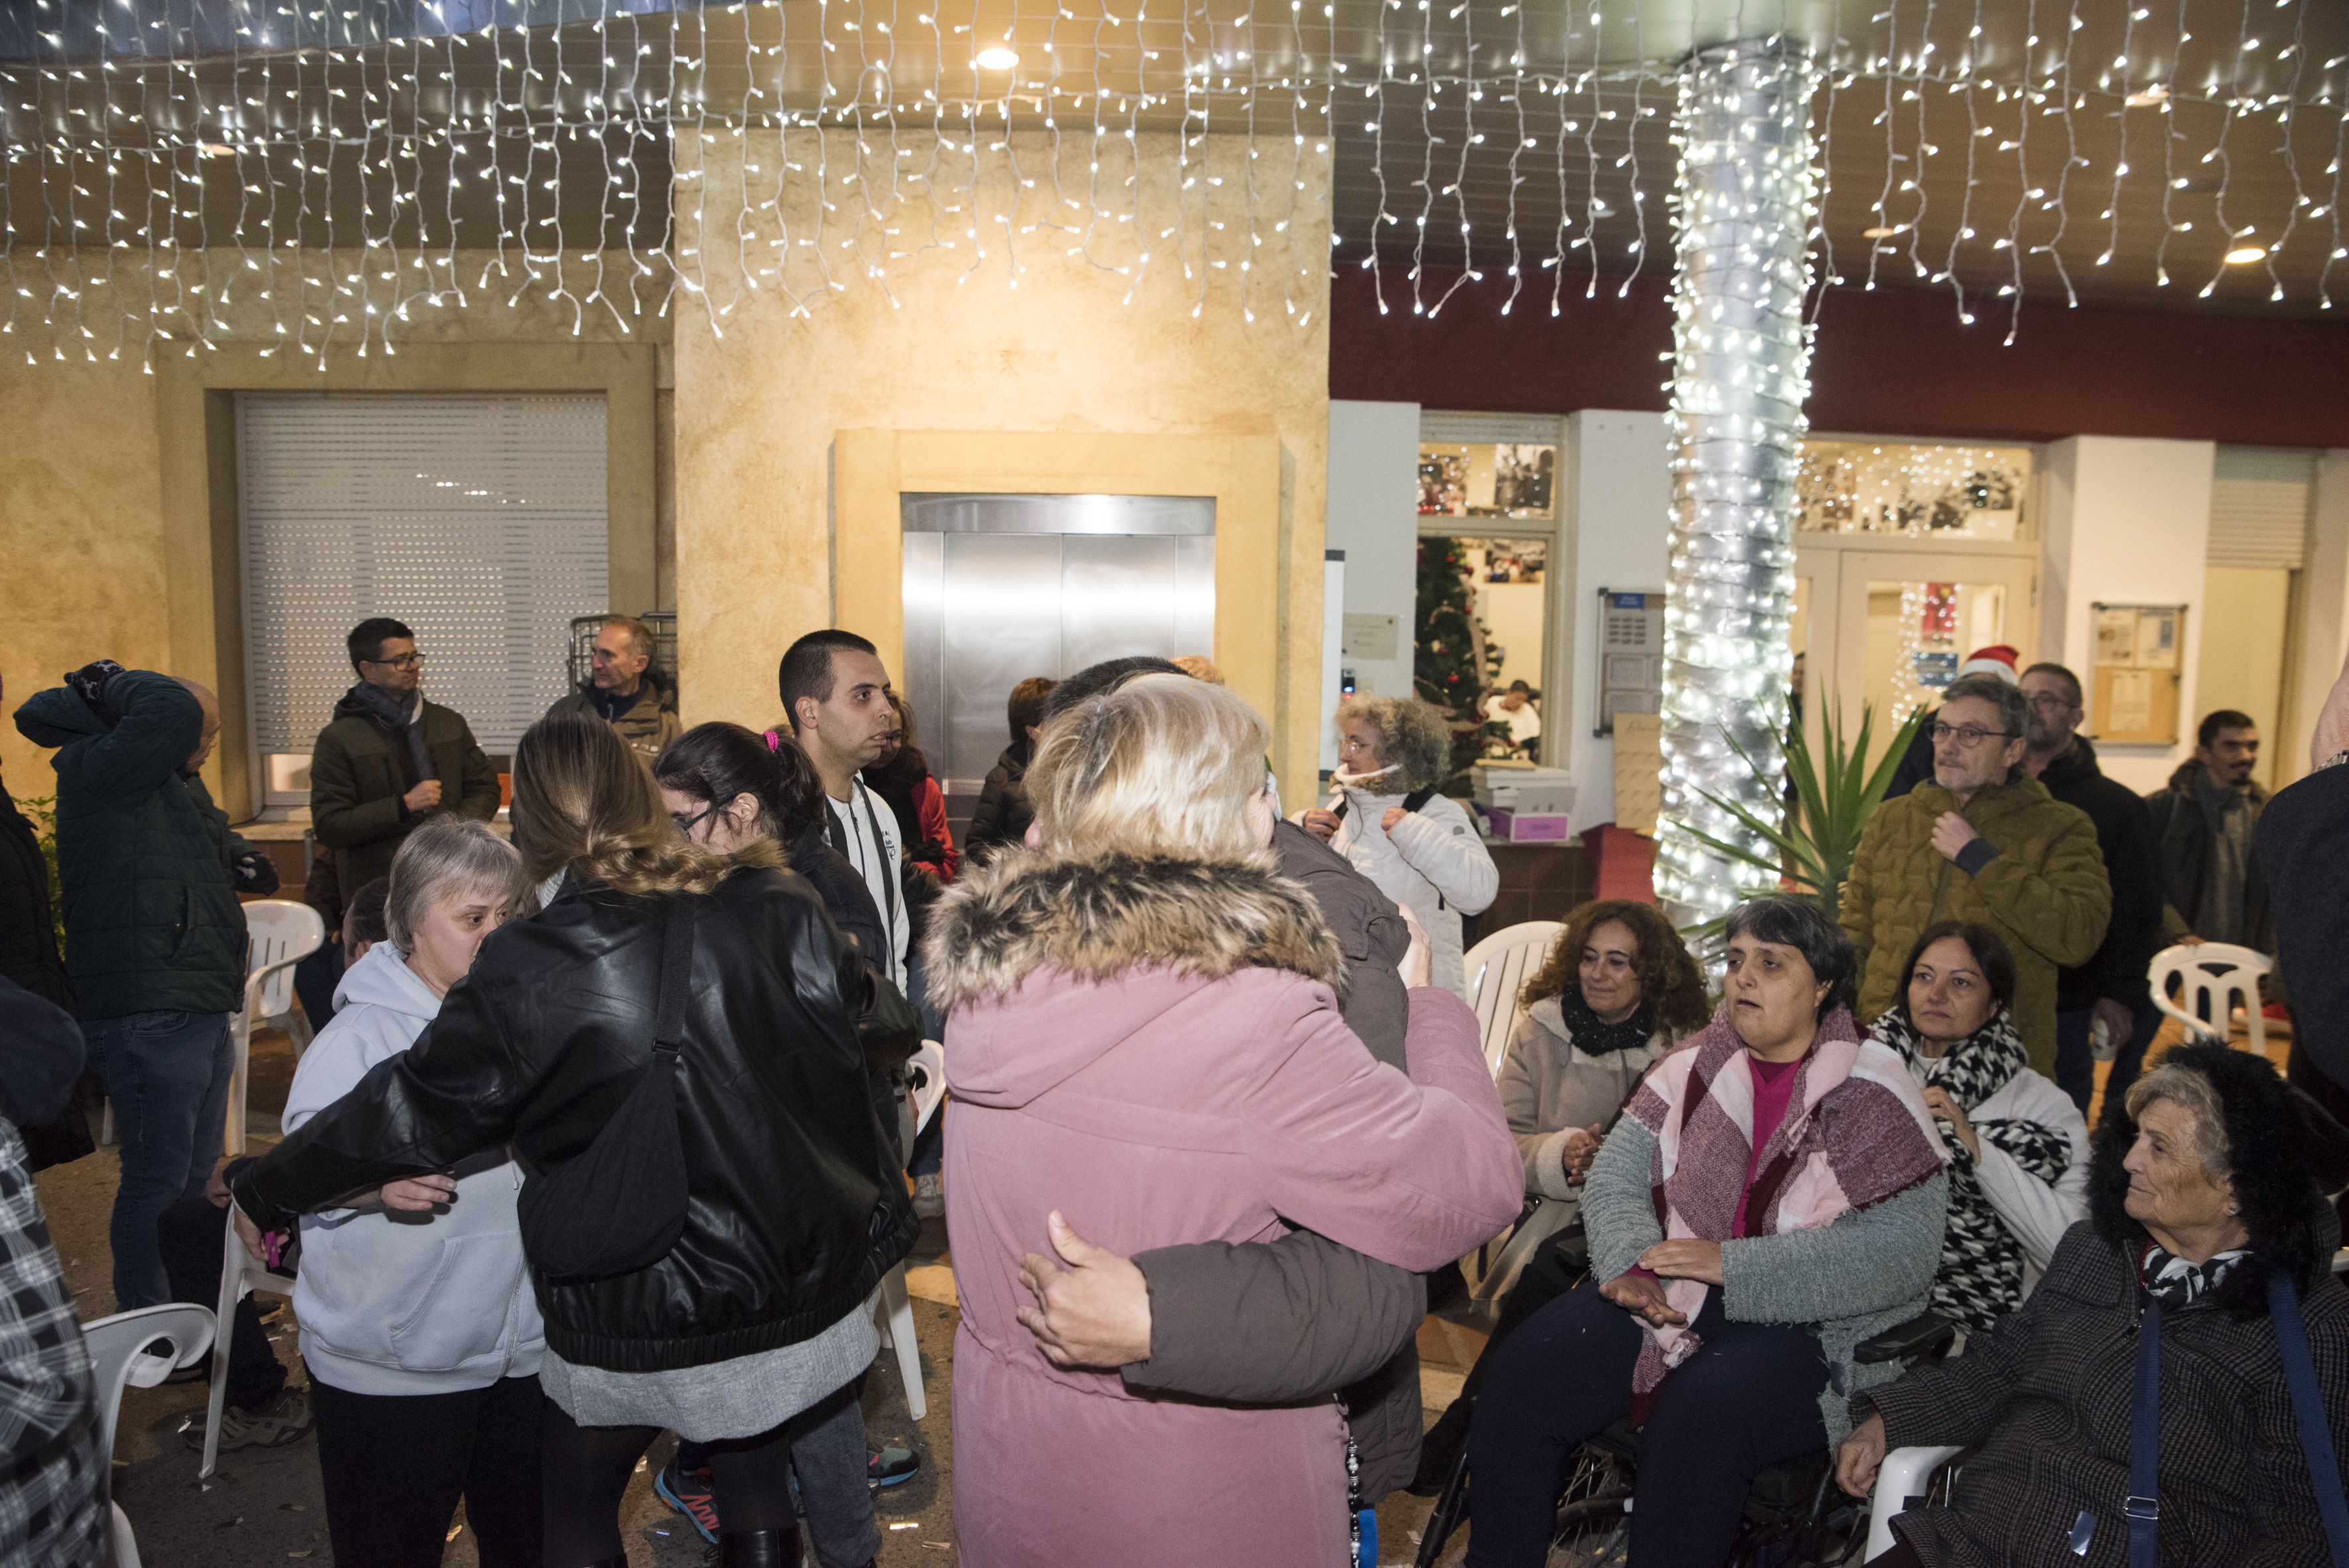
[385,817,528,955]
[1029,673,1272,860]
[511,711,779,897]
[1335,695,1453,793]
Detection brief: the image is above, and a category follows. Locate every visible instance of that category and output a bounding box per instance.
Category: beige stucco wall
[670,129,1335,794]
[0,251,667,806]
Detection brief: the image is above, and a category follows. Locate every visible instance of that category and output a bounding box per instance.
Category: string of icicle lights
[2,0,2344,367]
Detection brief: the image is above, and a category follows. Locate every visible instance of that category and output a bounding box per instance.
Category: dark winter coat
[308,687,501,896]
[233,865,920,1372]
[2259,762,2349,1089]
[0,789,69,1008]
[12,673,253,1020]
[964,743,1035,861]
[1860,1044,2349,1568]
[1128,821,1429,1503]
[2034,737,2165,1011]
[542,669,683,766]
[2143,759,2273,953]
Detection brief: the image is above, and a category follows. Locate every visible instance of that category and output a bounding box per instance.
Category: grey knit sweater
[1582,1118,1948,1444]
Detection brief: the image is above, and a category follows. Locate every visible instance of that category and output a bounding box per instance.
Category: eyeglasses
[1929,721,2015,748]
[366,651,425,670]
[2023,692,2077,712]
[668,804,719,838]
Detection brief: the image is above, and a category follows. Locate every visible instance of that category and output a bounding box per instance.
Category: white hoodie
[1307,770,1500,1000]
[282,943,544,1397]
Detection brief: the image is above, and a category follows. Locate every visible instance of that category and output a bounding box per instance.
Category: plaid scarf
[1625,1006,1945,1414]
[1875,1008,2076,1333]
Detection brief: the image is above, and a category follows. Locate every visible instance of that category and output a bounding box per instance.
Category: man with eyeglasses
[309,617,501,904]
[2017,662,2167,1115]
[1842,672,2113,1079]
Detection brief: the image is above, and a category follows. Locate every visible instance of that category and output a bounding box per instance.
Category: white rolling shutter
[1418,409,1566,447]
[2208,446,2315,570]
[239,392,609,762]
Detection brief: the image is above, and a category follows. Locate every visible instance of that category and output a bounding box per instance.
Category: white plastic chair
[226,900,326,1156]
[82,1302,217,1568]
[1463,920,1563,1077]
[2147,942,2271,1054]
[873,1040,947,1421]
[200,1206,297,1479]
[1866,1445,1964,1559]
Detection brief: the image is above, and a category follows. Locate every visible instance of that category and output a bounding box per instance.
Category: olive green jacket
[1840,776,2112,1077]
[308,689,501,896]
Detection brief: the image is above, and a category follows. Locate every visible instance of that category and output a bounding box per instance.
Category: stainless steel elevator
[900,493,1217,794]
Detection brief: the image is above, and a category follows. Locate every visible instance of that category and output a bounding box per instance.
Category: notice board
[2087,602,2185,746]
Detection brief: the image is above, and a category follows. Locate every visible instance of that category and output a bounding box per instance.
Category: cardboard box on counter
[1482,808,1574,843]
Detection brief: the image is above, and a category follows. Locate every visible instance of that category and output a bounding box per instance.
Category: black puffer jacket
[0,790,69,1008]
[233,865,919,1372]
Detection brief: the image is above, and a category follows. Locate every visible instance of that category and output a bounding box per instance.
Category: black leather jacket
[232,866,918,1372]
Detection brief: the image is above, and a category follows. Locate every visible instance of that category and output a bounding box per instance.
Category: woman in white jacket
[1870,920,2090,1334]
[1299,695,1498,998]
[282,816,540,1568]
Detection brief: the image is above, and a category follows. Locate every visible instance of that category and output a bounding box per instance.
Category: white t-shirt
[1485,695,1542,745]
[827,777,910,991]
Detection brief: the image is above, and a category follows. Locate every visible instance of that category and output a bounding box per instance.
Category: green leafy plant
[17,796,66,954]
[1676,703,1926,927]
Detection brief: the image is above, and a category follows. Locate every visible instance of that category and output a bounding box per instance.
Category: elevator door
[901,493,1216,793]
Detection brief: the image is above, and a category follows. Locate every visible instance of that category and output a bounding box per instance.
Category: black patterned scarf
[1555,989,1655,1057]
[2139,1242,2248,1310]
[1873,1007,2076,1333]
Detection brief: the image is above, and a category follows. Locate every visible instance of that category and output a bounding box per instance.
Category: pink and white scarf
[1622,1005,1944,1414]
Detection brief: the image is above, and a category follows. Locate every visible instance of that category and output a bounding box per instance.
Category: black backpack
[516,898,696,1286]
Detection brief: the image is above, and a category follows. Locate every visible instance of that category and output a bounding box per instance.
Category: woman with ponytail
[230,711,918,1568]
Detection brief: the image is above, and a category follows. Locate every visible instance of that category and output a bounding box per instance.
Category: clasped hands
[227,1170,459,1266]
[1598,1240,1724,1329]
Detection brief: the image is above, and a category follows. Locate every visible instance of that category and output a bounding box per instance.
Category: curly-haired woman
[1299,695,1498,998]
[1412,900,1714,1492]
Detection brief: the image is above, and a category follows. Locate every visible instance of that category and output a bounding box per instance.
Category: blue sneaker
[869,1442,920,1488]
[653,1450,719,1545]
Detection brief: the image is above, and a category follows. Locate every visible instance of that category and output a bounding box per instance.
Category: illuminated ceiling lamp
[2223,243,2269,265]
[975,45,1020,70]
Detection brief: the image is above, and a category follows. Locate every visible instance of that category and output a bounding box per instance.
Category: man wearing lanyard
[779,629,910,993]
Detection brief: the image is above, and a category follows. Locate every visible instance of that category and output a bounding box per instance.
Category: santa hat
[1957,645,2021,685]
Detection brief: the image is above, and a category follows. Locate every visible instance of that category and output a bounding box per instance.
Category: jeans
[156,1194,288,1412]
[82,1010,234,1309]
[1465,1280,1829,1567]
[292,937,344,1037]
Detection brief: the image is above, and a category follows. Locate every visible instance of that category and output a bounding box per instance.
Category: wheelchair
[1413,1262,1955,1568]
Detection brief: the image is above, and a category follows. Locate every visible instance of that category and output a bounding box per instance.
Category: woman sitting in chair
[1465,895,1948,1567]
[1412,900,1712,1492]
[1872,922,2089,1334]
[1838,1044,2349,1567]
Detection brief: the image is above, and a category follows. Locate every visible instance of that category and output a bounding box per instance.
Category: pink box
[1485,808,1573,843]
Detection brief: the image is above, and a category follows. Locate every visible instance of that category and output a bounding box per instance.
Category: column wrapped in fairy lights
[1655,40,1823,928]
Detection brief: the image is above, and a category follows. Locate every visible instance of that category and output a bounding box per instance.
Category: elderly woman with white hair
[1300,695,1498,998]
[274,814,542,1568]
[926,672,1522,1568]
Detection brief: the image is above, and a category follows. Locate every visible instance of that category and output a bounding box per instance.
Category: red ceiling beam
[1327,268,2349,450]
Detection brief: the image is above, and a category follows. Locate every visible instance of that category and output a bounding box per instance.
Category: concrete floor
[45,1024,1470,1565]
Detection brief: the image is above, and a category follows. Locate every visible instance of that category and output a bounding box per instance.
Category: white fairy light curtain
[2,0,2344,367]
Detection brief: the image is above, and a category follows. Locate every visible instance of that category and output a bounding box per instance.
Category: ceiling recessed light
[2224,244,2269,265]
[2125,84,2170,107]
[975,45,1019,69]
[1862,225,1901,238]
[199,143,235,158]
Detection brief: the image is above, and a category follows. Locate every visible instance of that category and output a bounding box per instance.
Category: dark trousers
[544,1380,869,1566]
[292,937,344,1037]
[1458,1229,1585,1404]
[310,1374,542,1568]
[2092,999,2169,1135]
[81,1009,233,1307]
[1465,1281,1829,1568]
[155,1195,288,1412]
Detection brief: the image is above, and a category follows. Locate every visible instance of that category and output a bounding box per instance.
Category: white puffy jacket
[1905,1054,2092,1294]
[1309,776,1499,1000]
[282,943,544,1396]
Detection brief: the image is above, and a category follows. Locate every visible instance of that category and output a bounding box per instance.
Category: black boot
[717,1525,805,1567]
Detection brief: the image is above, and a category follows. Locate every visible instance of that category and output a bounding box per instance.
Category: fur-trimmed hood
[922,851,1347,1014]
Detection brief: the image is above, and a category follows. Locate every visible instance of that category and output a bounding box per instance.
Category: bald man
[13,662,277,1309]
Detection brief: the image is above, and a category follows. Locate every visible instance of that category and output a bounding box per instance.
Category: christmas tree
[1414,537,1506,792]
